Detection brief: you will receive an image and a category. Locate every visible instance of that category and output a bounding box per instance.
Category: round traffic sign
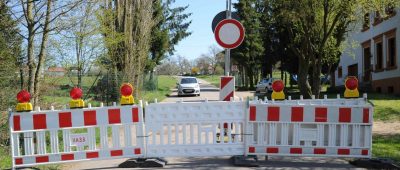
[211,11,239,33]
[214,19,245,49]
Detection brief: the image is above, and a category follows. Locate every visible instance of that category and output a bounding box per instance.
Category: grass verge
[372,134,400,162]
[196,75,221,87]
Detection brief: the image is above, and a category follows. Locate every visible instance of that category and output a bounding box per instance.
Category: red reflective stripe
[249,106,256,121]
[111,150,123,156]
[33,114,47,130]
[86,152,99,158]
[290,148,302,154]
[223,91,234,101]
[314,148,326,154]
[267,107,280,121]
[13,115,21,131]
[84,110,97,126]
[339,108,351,123]
[132,107,139,122]
[315,107,327,122]
[362,149,369,155]
[59,112,72,128]
[108,109,121,124]
[338,149,350,155]
[266,147,279,153]
[134,148,141,155]
[249,147,255,153]
[61,153,74,161]
[15,158,23,165]
[291,107,303,122]
[36,156,49,163]
[220,77,233,89]
[363,108,369,123]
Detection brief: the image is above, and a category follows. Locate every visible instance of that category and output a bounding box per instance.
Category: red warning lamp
[17,90,31,103]
[272,80,284,92]
[271,80,285,100]
[345,77,358,90]
[120,84,133,97]
[70,87,83,100]
[344,76,359,98]
[16,90,33,112]
[69,87,84,108]
[120,83,134,105]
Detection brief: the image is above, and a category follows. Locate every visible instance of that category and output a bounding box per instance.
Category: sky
[171,0,238,60]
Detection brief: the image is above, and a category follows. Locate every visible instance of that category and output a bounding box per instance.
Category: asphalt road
[62,78,363,170]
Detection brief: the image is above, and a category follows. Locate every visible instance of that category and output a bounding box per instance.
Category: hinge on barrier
[137,133,152,138]
[232,133,253,136]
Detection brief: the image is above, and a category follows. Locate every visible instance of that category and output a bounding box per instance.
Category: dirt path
[373,121,400,135]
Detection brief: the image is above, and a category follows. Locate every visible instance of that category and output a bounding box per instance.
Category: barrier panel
[9,97,373,169]
[145,100,246,157]
[9,104,145,168]
[246,97,373,158]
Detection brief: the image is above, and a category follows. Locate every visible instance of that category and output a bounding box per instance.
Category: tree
[10,0,81,105]
[98,0,154,98]
[268,0,397,98]
[50,1,103,88]
[176,55,191,75]
[207,45,224,74]
[0,0,22,111]
[147,0,192,78]
[233,0,265,88]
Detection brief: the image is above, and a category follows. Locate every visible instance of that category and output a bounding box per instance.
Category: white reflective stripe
[36,131,46,154]
[20,114,33,131]
[50,130,59,153]
[71,109,84,127]
[112,125,120,148]
[100,126,108,149]
[219,77,234,100]
[304,106,315,122]
[124,125,132,147]
[328,124,336,146]
[23,132,34,155]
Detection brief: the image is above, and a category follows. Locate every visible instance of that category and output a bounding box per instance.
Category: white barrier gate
[9,97,373,169]
[9,104,145,168]
[145,101,246,157]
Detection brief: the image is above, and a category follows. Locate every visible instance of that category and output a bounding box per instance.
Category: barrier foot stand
[118,158,167,168]
[349,158,400,169]
[230,155,259,167]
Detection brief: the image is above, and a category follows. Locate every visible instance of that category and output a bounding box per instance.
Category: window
[362,13,370,31]
[376,42,383,70]
[374,34,384,71]
[385,29,397,69]
[338,66,342,78]
[388,86,394,93]
[373,11,382,26]
[348,64,358,77]
[387,37,396,68]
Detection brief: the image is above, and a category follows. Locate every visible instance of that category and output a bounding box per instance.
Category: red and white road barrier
[220,76,235,101]
[9,96,373,169]
[9,104,145,168]
[246,98,373,158]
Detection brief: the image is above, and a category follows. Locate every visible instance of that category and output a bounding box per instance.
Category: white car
[255,78,275,93]
[177,77,201,96]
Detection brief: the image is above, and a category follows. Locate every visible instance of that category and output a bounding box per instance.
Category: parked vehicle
[255,78,275,93]
[177,77,201,96]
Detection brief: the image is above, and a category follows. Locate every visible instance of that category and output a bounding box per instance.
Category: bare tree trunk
[33,0,52,105]
[297,57,312,98]
[26,0,35,95]
[311,58,322,98]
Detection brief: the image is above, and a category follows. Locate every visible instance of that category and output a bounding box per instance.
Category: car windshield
[181,78,197,84]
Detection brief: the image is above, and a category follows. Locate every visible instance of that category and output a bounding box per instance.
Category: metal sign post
[225,0,232,76]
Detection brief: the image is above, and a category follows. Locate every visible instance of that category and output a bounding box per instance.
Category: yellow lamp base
[344,89,359,98]
[70,99,85,109]
[272,91,285,100]
[120,95,134,105]
[16,103,33,112]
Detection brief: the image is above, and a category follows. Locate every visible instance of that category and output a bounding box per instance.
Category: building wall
[335,9,400,94]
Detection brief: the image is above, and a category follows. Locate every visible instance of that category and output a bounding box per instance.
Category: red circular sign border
[214,19,245,49]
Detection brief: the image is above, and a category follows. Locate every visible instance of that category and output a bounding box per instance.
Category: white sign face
[214,19,245,49]
[219,23,241,45]
[70,133,88,147]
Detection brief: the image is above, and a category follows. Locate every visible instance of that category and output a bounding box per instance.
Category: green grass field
[196,75,221,87]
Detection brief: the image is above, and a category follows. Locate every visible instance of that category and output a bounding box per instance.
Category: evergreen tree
[0,0,22,111]
[233,0,265,88]
[147,0,192,75]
